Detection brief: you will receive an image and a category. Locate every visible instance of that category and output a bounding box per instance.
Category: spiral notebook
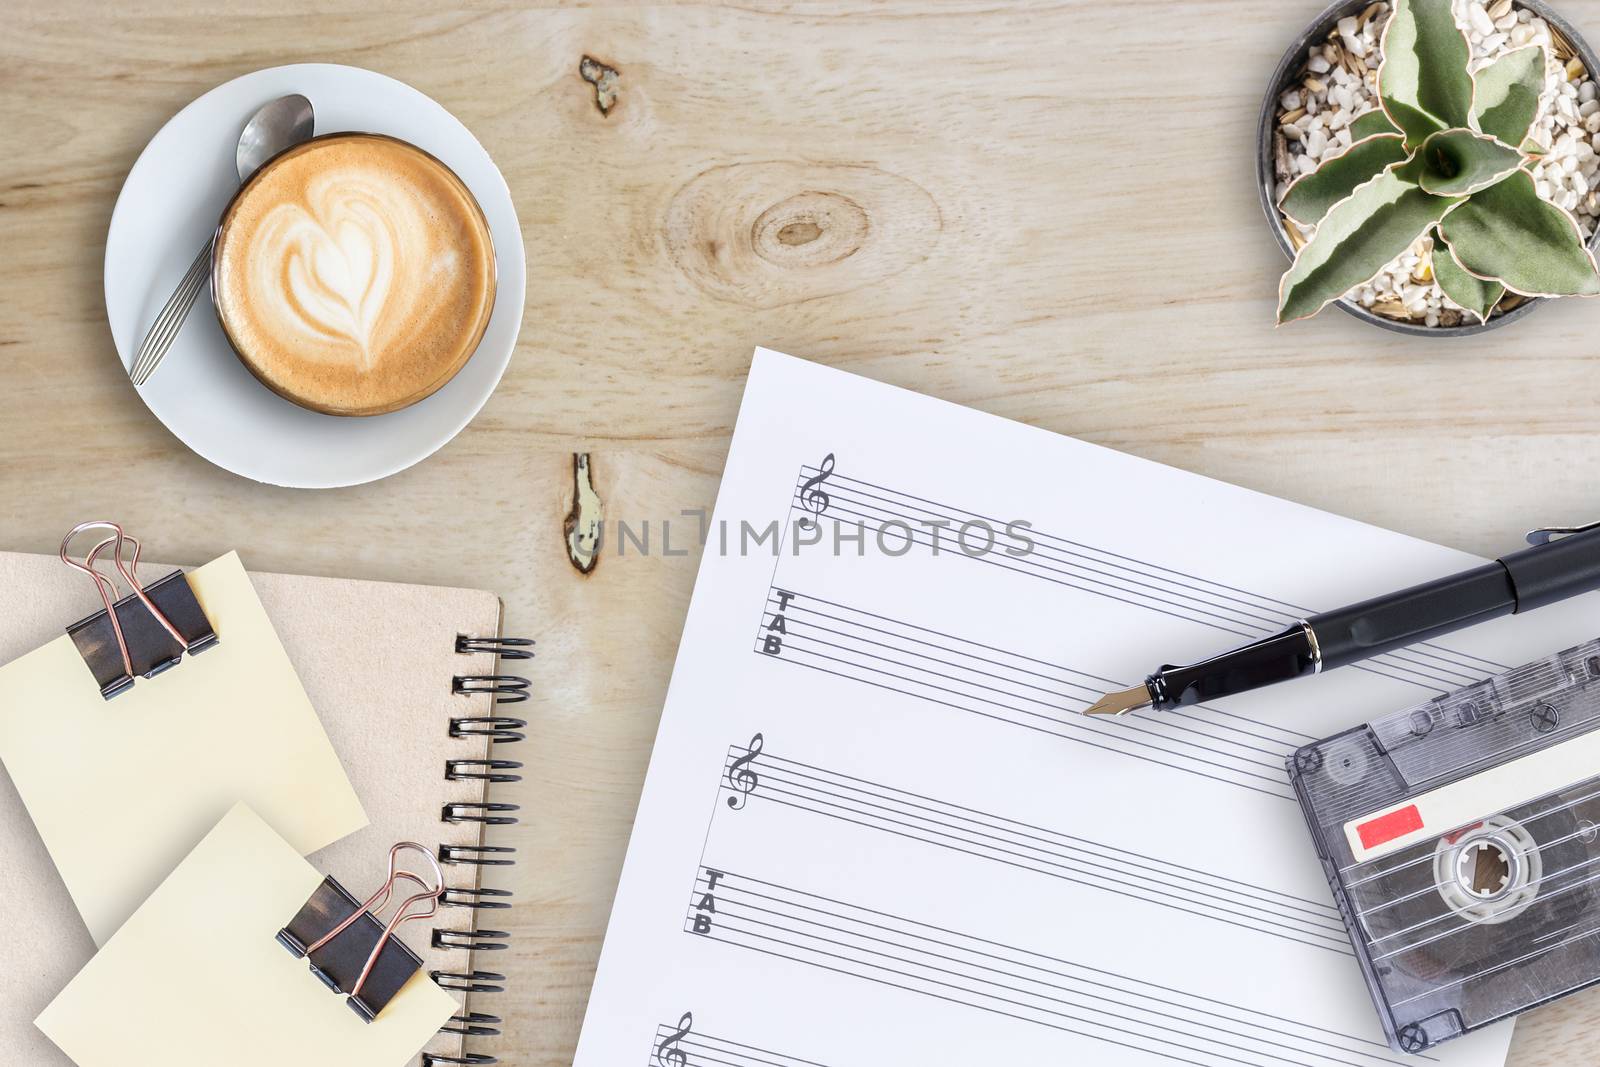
[0,549,526,1067]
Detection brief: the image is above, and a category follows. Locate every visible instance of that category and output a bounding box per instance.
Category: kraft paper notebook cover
[0,549,526,1067]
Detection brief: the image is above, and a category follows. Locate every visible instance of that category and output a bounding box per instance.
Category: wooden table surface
[5,1,1600,1063]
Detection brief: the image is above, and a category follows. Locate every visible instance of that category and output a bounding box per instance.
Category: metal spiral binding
[439,844,516,867]
[452,675,531,704]
[431,970,507,993]
[433,927,510,951]
[451,716,524,742]
[427,633,529,1067]
[455,635,536,660]
[441,1013,502,1037]
[443,802,522,826]
[450,717,527,743]
[441,886,513,910]
[446,759,523,783]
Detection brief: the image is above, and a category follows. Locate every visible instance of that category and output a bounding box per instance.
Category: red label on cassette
[1354,804,1424,849]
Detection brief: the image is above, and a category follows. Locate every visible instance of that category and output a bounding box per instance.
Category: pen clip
[1526,520,1600,546]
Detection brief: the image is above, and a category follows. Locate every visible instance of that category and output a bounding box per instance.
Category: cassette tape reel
[1290,638,1600,1053]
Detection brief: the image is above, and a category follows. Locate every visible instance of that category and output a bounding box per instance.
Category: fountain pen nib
[1084,683,1152,717]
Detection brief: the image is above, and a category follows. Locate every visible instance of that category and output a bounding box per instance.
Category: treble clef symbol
[725,734,764,809]
[798,454,836,529]
[655,1011,693,1067]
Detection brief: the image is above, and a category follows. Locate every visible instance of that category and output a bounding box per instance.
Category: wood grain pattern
[4,1,1600,1063]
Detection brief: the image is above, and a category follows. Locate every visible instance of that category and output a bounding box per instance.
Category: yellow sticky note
[0,552,366,944]
[37,803,456,1066]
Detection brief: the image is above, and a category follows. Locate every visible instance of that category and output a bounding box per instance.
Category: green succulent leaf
[1350,109,1402,140]
[1280,134,1410,224]
[1278,167,1462,324]
[1437,169,1600,296]
[1379,0,1475,147]
[1430,228,1505,322]
[1413,129,1524,196]
[1472,45,1547,146]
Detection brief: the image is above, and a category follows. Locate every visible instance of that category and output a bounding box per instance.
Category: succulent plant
[1277,0,1600,324]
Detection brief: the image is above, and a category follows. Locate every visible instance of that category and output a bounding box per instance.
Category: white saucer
[105,64,525,488]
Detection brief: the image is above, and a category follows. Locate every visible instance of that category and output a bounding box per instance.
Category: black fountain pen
[1085,521,1600,717]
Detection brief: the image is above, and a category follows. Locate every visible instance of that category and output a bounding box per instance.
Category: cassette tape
[1289,636,1600,1053]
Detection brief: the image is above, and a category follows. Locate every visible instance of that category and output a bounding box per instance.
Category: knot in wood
[751,192,868,268]
[663,162,941,308]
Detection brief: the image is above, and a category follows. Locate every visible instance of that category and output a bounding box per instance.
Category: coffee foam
[214,135,494,416]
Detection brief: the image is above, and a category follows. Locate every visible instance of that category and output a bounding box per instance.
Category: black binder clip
[276,842,445,1023]
[60,521,218,700]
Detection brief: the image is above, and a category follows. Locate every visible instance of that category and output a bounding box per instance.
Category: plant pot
[1258,0,1600,335]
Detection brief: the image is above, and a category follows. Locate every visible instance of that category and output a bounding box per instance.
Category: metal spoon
[128,93,315,386]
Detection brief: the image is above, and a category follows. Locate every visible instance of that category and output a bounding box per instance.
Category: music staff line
[687,870,1419,1067]
[794,467,1312,622]
[791,465,1502,696]
[760,640,1288,798]
[798,485,1474,698]
[717,745,1351,953]
[756,591,1298,798]
[773,591,1308,750]
[788,582,1314,743]
[767,622,1287,764]
[797,489,1467,701]
[796,464,1503,682]
[650,1020,837,1067]
[800,490,1285,635]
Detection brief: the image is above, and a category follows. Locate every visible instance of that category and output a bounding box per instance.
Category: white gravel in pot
[1272,0,1598,327]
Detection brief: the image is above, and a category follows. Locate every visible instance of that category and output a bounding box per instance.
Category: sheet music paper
[574,349,1600,1067]
[36,803,456,1067]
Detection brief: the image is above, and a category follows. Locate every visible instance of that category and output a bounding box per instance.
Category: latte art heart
[214,134,495,417]
[268,183,399,366]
